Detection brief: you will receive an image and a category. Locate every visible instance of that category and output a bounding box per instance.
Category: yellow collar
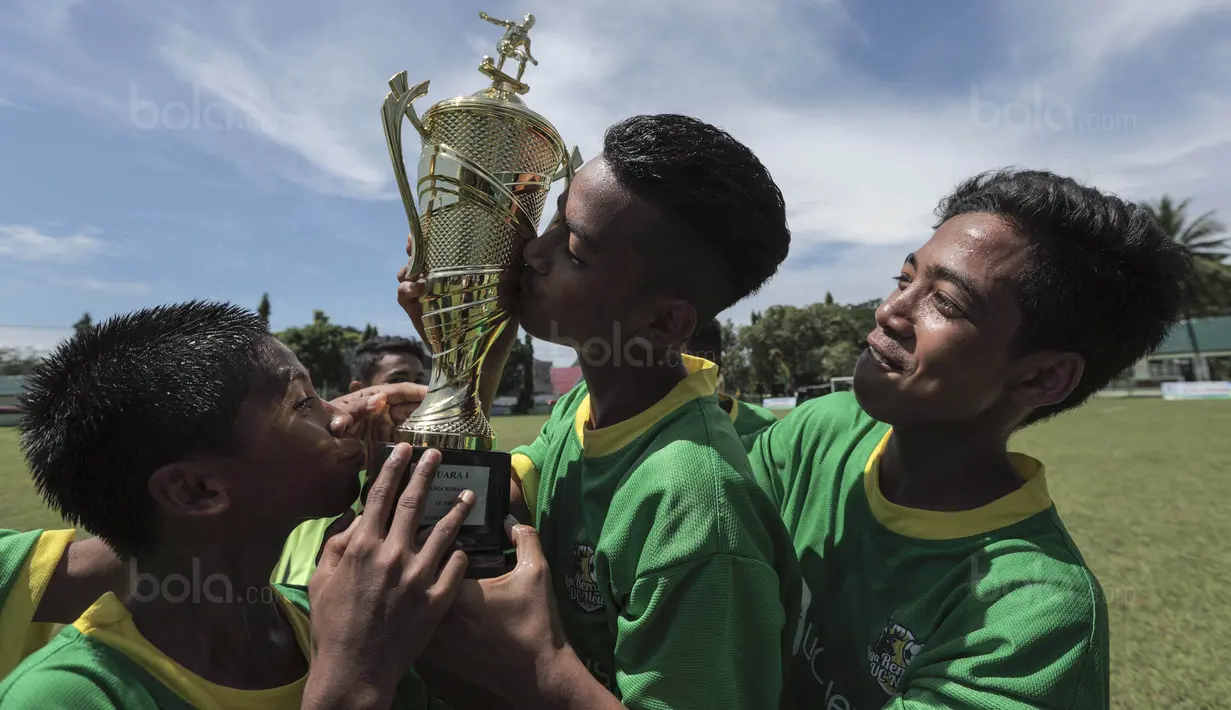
[864,430,1053,540]
[574,354,718,457]
[72,591,312,710]
[716,392,740,422]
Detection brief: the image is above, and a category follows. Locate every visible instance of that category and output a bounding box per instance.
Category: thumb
[505,516,544,568]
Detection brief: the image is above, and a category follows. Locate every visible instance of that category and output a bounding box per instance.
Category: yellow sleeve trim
[511,453,540,515]
[0,529,75,676]
[73,592,308,710]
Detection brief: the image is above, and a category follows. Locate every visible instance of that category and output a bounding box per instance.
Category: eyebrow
[906,253,988,308]
[556,190,598,250]
[277,365,310,385]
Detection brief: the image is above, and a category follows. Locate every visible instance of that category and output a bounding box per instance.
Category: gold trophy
[366,10,581,576]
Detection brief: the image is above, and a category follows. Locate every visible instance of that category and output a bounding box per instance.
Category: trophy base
[362,444,513,580]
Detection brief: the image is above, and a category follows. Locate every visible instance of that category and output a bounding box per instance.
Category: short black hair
[602,114,791,321]
[685,318,723,369]
[935,169,1193,425]
[19,301,280,556]
[350,335,430,384]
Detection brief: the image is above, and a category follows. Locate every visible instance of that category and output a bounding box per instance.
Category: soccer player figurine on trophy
[369,11,581,577]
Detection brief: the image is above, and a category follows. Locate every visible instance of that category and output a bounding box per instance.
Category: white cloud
[0,225,105,263]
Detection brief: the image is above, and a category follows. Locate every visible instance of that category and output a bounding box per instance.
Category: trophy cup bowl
[365,13,581,578]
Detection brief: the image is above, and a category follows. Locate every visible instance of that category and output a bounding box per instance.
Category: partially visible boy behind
[350,334,432,390]
[403,114,801,709]
[744,169,1192,708]
[0,301,471,709]
[683,316,779,437]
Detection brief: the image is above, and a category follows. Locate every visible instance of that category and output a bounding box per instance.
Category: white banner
[1161,381,1231,400]
[762,396,798,410]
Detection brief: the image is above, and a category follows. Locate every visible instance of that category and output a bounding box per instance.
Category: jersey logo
[868,620,923,695]
[566,542,604,612]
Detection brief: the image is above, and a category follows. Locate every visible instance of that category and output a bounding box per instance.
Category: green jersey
[745,393,1109,709]
[0,528,75,678]
[512,355,800,710]
[717,392,781,438]
[0,586,432,709]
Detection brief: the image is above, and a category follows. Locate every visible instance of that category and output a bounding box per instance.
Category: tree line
[3,197,1230,387]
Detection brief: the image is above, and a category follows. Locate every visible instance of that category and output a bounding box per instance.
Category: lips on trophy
[364,10,582,577]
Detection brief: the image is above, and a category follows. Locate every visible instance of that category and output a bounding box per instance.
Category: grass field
[2,397,1229,707]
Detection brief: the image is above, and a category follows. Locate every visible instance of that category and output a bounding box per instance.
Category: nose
[876,289,915,341]
[523,229,551,275]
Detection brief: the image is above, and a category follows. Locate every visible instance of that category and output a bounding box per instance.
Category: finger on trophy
[397,279,429,343]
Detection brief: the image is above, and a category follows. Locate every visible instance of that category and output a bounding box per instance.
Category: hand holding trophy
[368,10,581,578]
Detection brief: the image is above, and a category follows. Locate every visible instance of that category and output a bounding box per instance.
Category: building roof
[550,367,583,396]
[1154,315,1231,356]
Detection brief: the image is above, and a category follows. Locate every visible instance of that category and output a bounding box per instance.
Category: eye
[294,396,317,411]
[567,251,586,267]
[932,291,962,317]
[893,273,910,288]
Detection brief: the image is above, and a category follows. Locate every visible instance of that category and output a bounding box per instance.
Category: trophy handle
[382,72,432,276]
[553,145,583,185]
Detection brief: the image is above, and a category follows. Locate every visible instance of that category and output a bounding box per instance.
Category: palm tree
[1145,196,1229,259]
[1142,196,1229,380]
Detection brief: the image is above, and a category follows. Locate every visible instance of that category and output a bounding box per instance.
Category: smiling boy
[743,169,1191,708]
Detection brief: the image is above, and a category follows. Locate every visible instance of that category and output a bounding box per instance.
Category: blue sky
[3,0,1230,366]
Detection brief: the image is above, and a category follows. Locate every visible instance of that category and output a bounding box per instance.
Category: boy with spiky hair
[742,169,1192,708]
[683,316,780,436]
[272,333,432,588]
[400,114,801,709]
[0,301,471,709]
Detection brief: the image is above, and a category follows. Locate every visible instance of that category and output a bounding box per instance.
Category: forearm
[301,673,393,710]
[519,648,626,710]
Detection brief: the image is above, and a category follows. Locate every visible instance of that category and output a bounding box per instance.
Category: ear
[348,380,364,393]
[147,463,232,519]
[642,298,697,351]
[1009,351,1085,410]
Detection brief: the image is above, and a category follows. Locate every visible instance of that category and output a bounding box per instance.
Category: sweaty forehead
[565,157,660,249]
[258,338,309,401]
[917,212,1028,290]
